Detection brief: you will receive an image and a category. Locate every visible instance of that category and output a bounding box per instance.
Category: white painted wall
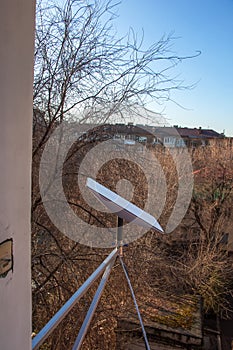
[0,0,35,349]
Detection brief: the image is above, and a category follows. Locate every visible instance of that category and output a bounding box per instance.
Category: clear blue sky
[115,0,233,136]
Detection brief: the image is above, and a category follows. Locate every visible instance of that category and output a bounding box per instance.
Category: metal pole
[32,248,118,350]
[117,216,123,257]
[119,257,151,350]
[72,258,116,350]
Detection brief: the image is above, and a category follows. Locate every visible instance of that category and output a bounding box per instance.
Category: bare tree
[33,0,199,157]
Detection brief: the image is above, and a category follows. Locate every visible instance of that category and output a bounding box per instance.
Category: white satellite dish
[86,177,163,233]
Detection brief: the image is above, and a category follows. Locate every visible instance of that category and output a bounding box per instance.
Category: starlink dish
[86,177,164,233]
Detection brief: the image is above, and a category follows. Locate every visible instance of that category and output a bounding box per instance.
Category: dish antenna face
[86,177,163,233]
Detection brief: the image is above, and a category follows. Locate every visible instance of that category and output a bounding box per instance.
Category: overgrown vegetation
[32,131,233,348]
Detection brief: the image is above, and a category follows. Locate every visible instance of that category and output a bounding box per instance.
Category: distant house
[174,127,225,148]
[33,118,225,149]
[149,126,224,148]
[110,123,155,144]
[105,123,225,148]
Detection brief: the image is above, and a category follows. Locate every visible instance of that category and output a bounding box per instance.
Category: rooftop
[117,291,202,349]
